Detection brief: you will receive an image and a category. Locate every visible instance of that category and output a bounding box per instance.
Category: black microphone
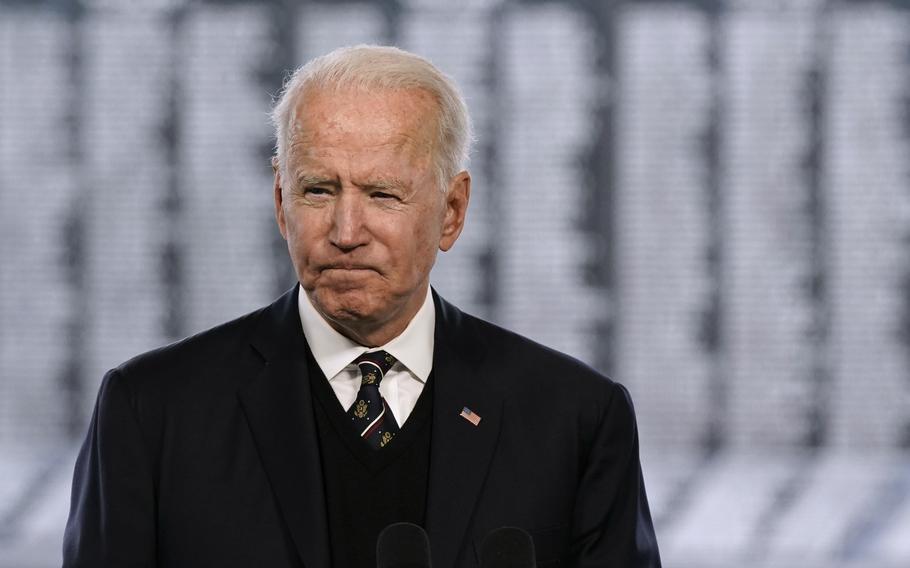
[480,526,536,568]
[376,522,432,568]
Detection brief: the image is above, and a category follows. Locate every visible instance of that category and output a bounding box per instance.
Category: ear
[272,157,288,240]
[439,170,471,252]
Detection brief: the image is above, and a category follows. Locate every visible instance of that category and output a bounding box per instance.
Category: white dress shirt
[297,286,434,426]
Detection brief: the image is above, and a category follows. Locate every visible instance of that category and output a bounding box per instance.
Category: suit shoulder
[447,307,634,435]
[113,305,268,392]
[455,308,618,395]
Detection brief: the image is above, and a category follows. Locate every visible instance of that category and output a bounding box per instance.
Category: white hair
[270,44,473,192]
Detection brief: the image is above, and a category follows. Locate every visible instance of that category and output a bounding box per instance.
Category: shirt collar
[297,285,435,382]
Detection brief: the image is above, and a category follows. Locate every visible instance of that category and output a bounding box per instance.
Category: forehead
[288,86,438,164]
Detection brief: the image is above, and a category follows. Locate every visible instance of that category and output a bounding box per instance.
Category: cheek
[285,209,322,260]
[407,220,443,270]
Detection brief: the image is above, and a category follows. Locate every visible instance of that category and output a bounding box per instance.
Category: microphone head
[376,522,432,568]
[480,526,536,568]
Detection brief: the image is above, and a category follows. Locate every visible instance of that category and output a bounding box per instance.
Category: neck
[327,317,408,348]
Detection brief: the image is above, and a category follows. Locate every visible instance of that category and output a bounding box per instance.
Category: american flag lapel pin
[459,406,481,426]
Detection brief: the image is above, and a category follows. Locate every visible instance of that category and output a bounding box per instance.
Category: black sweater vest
[307,351,434,568]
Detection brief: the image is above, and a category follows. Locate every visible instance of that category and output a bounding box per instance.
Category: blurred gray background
[2,0,909,566]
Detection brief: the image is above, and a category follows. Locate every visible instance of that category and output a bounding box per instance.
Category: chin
[311,287,382,324]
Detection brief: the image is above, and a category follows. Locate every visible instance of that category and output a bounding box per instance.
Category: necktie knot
[353,350,397,386]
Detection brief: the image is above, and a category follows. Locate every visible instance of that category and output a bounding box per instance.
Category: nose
[328,192,369,251]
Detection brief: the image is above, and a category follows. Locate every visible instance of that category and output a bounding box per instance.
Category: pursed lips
[319,263,380,273]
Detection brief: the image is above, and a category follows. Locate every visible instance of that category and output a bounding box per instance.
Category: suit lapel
[237,286,331,568]
[425,293,503,568]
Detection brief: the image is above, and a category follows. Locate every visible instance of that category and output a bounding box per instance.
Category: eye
[304,186,332,197]
[371,191,398,201]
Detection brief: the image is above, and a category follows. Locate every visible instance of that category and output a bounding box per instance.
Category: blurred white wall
[1,0,909,566]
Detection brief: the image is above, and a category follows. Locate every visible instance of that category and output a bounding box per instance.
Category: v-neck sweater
[307,347,434,568]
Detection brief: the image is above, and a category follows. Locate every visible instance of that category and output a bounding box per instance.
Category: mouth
[319,264,380,274]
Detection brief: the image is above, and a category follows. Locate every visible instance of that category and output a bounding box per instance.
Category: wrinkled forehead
[287,86,439,160]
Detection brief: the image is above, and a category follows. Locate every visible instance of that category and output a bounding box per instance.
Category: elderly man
[64,45,660,568]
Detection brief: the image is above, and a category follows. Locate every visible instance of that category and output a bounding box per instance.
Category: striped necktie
[346,350,400,449]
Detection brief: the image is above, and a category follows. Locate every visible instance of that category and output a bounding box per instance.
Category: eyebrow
[361,177,408,192]
[296,174,340,188]
[294,174,410,192]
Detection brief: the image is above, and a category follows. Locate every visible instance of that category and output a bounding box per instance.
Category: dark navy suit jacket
[63,286,661,567]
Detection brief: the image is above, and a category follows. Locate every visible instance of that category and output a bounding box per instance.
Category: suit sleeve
[571,382,661,567]
[63,369,157,567]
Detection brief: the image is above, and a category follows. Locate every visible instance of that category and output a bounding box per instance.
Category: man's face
[274,87,469,344]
